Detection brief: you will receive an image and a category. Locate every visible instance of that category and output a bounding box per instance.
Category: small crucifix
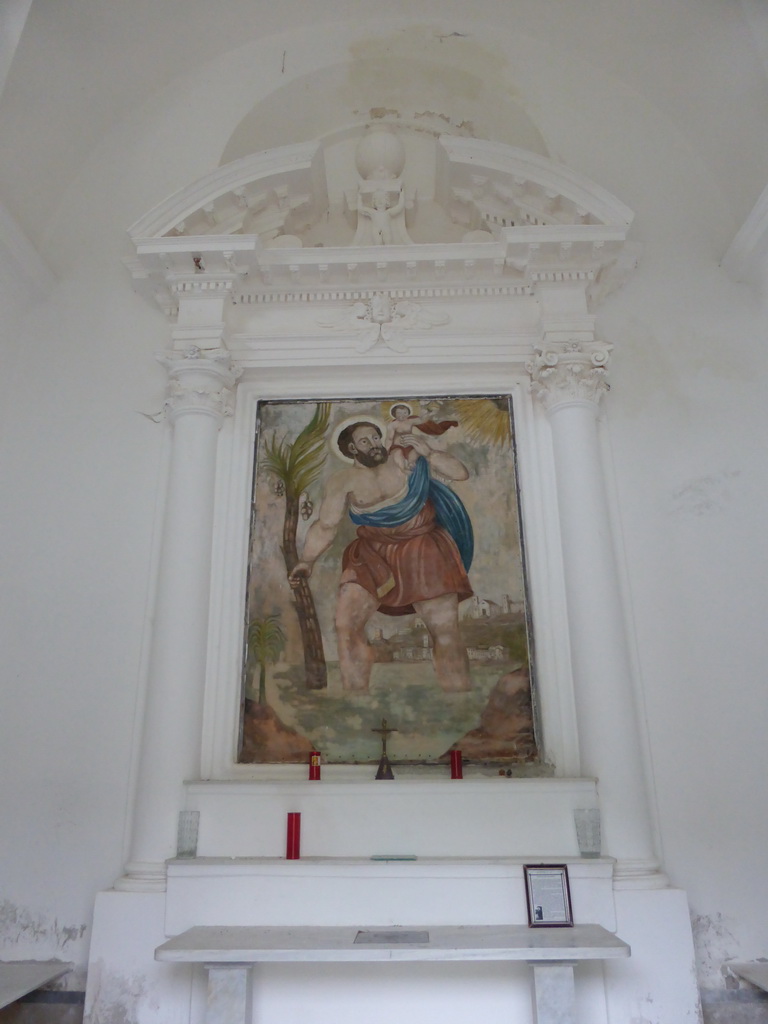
[372,717,397,780]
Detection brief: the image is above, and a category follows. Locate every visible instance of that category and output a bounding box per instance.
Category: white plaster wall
[599,255,768,986]
[0,10,766,999]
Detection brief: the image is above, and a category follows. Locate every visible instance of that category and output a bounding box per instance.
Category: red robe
[339,499,472,616]
[388,418,459,457]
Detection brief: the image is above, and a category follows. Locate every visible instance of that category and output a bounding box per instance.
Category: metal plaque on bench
[354,930,430,945]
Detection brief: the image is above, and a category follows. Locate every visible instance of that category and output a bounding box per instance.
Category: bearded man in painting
[289,420,473,693]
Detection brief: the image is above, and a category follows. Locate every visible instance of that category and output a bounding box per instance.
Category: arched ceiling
[220,59,549,165]
[2,0,768,254]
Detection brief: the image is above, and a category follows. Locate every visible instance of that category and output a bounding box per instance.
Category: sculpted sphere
[355,128,406,181]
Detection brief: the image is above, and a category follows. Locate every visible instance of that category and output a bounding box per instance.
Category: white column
[529,327,664,887]
[117,347,240,890]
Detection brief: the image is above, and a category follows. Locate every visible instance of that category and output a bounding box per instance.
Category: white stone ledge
[0,962,71,1011]
[185,776,595,792]
[155,922,629,964]
[166,854,616,878]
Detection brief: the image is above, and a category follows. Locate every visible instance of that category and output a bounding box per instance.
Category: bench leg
[205,965,253,1024]
[530,962,577,1024]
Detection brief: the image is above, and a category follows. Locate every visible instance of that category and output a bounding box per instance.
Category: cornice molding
[126,226,628,317]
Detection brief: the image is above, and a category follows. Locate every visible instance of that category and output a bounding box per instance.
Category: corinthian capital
[528,338,612,412]
[158,347,242,423]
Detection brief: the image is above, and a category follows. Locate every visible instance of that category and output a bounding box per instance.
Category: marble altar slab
[156,923,630,963]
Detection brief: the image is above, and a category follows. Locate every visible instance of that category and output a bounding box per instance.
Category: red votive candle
[308,751,321,781]
[286,812,301,859]
[450,750,463,779]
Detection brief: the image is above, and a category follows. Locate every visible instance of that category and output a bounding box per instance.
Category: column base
[113,860,168,892]
[613,858,669,890]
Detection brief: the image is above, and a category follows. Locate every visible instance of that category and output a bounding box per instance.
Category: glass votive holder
[176,810,200,858]
[574,807,601,858]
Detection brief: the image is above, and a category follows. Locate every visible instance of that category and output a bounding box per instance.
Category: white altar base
[85,864,700,1024]
[85,779,700,1024]
[155,924,630,1024]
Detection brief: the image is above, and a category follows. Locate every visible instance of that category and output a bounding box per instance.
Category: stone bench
[728,961,768,992]
[0,961,71,1011]
[156,923,630,1024]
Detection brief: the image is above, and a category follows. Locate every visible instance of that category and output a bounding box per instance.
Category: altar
[155,923,630,1024]
[83,125,702,1024]
[86,775,699,1024]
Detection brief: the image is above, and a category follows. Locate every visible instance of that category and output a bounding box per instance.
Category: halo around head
[389,402,412,418]
[331,415,387,463]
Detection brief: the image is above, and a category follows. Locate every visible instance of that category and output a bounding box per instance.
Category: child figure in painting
[385,402,459,456]
[385,403,424,452]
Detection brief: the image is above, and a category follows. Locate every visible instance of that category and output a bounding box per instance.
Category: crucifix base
[375,755,395,780]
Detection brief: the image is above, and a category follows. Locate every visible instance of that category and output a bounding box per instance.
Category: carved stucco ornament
[528,339,612,411]
[318,293,450,354]
[351,128,414,246]
[159,347,241,421]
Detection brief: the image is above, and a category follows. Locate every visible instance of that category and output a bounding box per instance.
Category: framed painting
[238,395,538,768]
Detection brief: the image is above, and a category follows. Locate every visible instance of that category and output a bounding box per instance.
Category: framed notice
[524,864,573,927]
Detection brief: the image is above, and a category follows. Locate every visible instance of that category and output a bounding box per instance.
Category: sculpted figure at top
[353,128,413,246]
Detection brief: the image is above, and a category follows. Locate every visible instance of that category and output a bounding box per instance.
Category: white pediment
[126,128,635,315]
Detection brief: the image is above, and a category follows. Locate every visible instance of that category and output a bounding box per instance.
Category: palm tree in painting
[247,615,287,705]
[262,402,331,690]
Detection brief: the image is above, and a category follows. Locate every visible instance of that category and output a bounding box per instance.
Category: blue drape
[349,456,473,571]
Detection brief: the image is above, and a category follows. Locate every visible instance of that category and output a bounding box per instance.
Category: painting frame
[238,393,540,770]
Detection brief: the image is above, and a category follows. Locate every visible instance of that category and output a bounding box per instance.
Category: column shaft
[529,329,663,885]
[548,399,657,873]
[118,351,238,889]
